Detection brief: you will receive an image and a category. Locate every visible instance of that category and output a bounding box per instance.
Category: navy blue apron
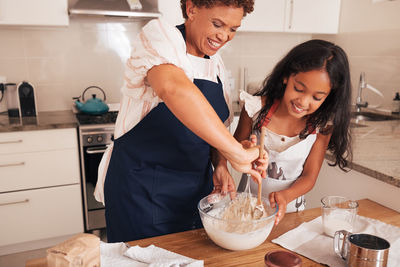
[104,25,229,242]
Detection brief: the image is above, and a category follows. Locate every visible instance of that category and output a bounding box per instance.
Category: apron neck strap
[260,99,280,128]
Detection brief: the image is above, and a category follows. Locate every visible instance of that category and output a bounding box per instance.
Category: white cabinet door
[158,0,184,26]
[239,0,340,34]
[285,0,341,34]
[0,184,83,246]
[0,0,69,26]
[239,0,285,32]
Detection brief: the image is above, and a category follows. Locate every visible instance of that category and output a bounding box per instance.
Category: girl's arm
[234,106,253,142]
[269,131,332,225]
[147,64,262,179]
[234,106,268,180]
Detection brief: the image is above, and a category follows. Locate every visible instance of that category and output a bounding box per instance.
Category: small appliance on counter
[17,81,37,117]
[5,83,19,117]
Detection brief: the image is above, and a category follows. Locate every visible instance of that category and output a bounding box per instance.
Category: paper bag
[47,233,100,267]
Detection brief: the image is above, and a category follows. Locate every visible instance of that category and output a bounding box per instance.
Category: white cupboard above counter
[0,0,69,26]
[239,0,341,34]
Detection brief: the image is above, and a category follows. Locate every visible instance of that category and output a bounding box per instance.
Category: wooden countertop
[26,199,400,267]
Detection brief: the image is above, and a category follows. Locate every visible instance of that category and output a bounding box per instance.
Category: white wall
[314,0,400,112]
[339,0,400,33]
[306,160,400,212]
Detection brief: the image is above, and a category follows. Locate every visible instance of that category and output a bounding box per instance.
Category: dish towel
[100,241,204,267]
[272,215,400,267]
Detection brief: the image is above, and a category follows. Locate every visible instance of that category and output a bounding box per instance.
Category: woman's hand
[211,162,236,199]
[226,134,268,183]
[269,191,288,225]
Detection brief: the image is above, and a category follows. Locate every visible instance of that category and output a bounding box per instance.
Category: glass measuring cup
[321,196,358,237]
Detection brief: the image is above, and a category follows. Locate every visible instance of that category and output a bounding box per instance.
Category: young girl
[235,39,352,225]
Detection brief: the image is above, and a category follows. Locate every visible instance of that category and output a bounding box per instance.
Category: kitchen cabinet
[240,0,341,34]
[0,185,83,247]
[0,0,69,26]
[158,0,184,26]
[0,128,83,252]
[240,0,285,32]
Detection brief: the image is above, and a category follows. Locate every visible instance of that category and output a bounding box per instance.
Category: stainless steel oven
[76,111,117,232]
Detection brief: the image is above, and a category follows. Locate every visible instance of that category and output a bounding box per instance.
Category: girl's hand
[211,163,236,199]
[269,191,288,225]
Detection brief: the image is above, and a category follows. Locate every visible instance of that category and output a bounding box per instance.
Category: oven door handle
[86,146,109,154]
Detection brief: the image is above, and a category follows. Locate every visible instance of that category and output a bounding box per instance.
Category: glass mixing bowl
[198,192,278,251]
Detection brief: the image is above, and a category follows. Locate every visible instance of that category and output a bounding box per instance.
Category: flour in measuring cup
[323,218,353,237]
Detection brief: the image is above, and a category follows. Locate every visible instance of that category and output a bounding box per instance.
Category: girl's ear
[283,77,288,84]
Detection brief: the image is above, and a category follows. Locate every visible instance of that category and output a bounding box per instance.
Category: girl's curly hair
[180,0,254,19]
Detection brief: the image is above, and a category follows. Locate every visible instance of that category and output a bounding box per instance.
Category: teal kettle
[74,86,109,115]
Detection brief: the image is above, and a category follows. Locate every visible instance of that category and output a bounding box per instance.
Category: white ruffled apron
[238,99,317,213]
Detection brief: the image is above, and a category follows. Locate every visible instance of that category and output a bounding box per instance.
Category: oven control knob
[87,136,93,143]
[97,135,103,143]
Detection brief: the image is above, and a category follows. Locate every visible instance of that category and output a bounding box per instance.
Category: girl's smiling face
[185,2,243,57]
[282,70,331,118]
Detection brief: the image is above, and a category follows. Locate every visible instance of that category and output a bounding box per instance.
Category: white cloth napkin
[100,241,204,267]
[272,215,400,267]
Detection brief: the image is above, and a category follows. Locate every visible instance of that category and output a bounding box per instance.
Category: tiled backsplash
[0,17,147,112]
[314,29,400,112]
[0,17,399,112]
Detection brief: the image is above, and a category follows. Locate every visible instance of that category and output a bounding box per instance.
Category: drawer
[0,128,78,155]
[0,184,84,247]
[0,149,80,192]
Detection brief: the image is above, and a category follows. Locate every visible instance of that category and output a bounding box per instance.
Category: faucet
[356,72,368,112]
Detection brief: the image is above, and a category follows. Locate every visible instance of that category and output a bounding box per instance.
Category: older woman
[97,0,264,242]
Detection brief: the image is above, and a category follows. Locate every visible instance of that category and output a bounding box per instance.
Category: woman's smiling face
[282,70,332,118]
[185,1,243,57]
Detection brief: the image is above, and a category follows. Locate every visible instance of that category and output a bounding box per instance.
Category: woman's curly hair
[180,0,254,19]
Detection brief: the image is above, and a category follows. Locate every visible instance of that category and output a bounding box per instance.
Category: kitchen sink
[351,111,400,121]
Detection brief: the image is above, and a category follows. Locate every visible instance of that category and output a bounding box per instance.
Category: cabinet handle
[288,0,294,30]
[0,139,23,145]
[0,198,29,206]
[0,162,25,168]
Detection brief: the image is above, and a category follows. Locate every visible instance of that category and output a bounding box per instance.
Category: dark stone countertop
[0,110,78,133]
